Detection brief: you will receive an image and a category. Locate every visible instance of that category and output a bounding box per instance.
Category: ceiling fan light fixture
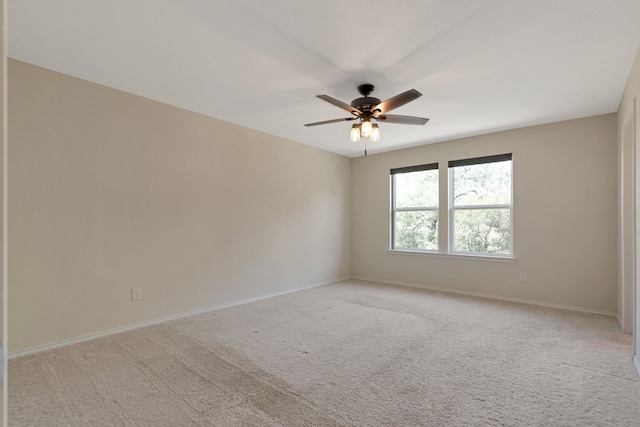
[350,124,361,142]
[370,124,380,142]
[361,120,373,137]
[305,84,428,149]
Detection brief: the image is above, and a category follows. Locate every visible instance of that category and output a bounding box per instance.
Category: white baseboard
[634,355,640,377]
[9,277,349,359]
[350,276,618,317]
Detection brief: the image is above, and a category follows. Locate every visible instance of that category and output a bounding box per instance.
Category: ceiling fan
[304,84,429,144]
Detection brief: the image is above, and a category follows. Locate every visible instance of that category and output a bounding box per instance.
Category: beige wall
[352,114,618,313]
[618,46,640,359]
[1,0,6,424]
[8,60,351,354]
[618,45,640,156]
[617,46,640,333]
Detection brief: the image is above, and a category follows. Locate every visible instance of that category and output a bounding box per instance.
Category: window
[390,153,513,258]
[391,163,439,251]
[449,154,512,255]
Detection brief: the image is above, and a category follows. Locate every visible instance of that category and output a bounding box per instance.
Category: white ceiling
[8,1,640,158]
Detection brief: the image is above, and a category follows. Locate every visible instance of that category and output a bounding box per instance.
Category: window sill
[388,249,516,263]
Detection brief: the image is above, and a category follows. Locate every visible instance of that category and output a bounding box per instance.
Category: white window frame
[389,154,514,260]
[390,163,439,252]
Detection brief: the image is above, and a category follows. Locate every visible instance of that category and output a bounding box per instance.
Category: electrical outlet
[132,288,142,301]
[519,273,527,283]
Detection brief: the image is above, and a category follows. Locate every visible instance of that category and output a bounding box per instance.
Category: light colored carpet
[9,280,640,426]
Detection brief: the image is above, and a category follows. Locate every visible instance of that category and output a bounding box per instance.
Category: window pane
[394,210,438,250]
[452,161,511,206]
[453,209,511,254]
[395,169,439,208]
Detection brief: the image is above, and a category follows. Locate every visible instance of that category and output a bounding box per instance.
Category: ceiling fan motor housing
[350,97,381,113]
[352,84,380,115]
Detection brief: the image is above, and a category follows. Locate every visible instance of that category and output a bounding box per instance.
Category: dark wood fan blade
[376,115,429,125]
[304,117,357,127]
[317,95,362,115]
[372,89,422,114]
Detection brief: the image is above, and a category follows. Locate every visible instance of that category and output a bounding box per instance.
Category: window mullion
[447,166,454,254]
